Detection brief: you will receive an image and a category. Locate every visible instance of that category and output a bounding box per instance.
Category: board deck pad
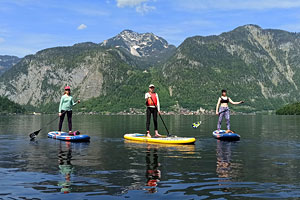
[48,131,90,142]
[124,133,196,144]
[213,130,240,141]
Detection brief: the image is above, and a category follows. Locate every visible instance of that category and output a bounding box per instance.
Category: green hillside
[0,96,25,114]
[161,25,300,112]
[1,25,300,113]
[276,102,300,115]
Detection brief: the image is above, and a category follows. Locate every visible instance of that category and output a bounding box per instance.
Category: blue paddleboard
[48,131,90,142]
[213,130,240,141]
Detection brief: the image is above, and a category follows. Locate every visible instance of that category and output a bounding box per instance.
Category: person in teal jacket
[58,86,80,134]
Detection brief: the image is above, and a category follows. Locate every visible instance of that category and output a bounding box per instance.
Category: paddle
[29,102,78,140]
[29,113,64,139]
[149,96,172,137]
[192,110,227,129]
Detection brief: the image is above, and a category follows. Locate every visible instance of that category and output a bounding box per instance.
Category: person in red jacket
[145,84,162,138]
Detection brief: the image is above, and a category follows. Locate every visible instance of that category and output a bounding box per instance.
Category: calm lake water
[1,114,300,199]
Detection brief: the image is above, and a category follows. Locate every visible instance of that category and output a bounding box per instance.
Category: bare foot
[154,131,162,137]
[146,133,151,138]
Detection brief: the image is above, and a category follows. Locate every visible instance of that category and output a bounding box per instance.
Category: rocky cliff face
[0,55,21,75]
[0,31,174,109]
[0,46,136,106]
[101,30,176,67]
[161,24,300,111]
[1,25,300,112]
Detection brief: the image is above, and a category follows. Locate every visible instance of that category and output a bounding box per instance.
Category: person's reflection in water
[216,140,241,193]
[216,140,232,179]
[216,140,233,193]
[58,141,74,193]
[145,144,161,193]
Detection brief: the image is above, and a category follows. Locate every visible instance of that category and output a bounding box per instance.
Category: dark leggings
[58,110,72,132]
[146,107,158,131]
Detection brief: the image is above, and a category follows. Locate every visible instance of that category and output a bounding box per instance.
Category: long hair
[63,90,71,96]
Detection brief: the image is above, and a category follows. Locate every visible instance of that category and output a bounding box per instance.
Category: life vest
[147,92,158,106]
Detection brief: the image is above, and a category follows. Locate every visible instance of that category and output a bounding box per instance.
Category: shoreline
[0,111,274,116]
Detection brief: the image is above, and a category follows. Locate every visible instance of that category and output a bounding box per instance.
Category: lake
[1,114,300,199]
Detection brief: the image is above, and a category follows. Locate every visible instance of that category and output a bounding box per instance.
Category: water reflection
[6,115,300,199]
[216,140,232,180]
[57,142,74,193]
[145,145,161,193]
[124,140,196,195]
[216,140,241,185]
[124,140,196,154]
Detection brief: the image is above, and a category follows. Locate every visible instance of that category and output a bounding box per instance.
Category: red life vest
[147,92,157,106]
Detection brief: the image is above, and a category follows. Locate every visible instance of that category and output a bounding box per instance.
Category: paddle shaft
[43,110,67,129]
[198,102,243,125]
[148,96,170,137]
[194,109,227,124]
[29,102,78,139]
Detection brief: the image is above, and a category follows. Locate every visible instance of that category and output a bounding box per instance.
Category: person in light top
[216,89,244,133]
[58,86,80,135]
[145,84,162,138]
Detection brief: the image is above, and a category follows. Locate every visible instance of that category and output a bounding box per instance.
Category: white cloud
[116,0,155,14]
[176,0,300,10]
[0,38,5,43]
[77,24,87,30]
[116,0,148,7]
[136,3,155,14]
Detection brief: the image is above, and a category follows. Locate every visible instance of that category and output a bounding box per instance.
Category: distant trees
[276,102,300,115]
[0,96,25,114]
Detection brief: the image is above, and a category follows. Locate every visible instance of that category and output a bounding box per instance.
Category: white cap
[149,84,155,88]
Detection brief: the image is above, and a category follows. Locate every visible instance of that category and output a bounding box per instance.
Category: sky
[1,0,300,57]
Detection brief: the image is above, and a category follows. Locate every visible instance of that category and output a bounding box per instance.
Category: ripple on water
[1,115,300,199]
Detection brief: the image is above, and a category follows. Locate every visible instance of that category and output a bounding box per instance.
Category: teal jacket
[59,95,76,112]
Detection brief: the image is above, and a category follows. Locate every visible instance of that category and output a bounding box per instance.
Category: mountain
[0,31,176,112]
[0,55,21,75]
[0,45,142,107]
[100,30,176,67]
[0,96,25,114]
[1,25,300,113]
[161,24,300,111]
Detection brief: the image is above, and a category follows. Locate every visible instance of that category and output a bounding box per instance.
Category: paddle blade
[29,129,41,139]
[192,121,201,128]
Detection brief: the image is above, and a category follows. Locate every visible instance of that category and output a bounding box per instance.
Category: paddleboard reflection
[124,140,196,194]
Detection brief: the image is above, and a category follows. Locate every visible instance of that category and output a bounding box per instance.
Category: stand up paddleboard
[213,130,240,141]
[124,133,195,144]
[48,131,90,142]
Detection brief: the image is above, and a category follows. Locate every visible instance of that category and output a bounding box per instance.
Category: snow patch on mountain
[100,30,175,57]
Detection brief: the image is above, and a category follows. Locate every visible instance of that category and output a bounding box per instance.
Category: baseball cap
[65,86,71,90]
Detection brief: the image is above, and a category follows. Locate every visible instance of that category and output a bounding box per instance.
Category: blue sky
[1,0,300,57]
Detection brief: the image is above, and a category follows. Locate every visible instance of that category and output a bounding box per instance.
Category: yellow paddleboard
[124,133,196,144]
